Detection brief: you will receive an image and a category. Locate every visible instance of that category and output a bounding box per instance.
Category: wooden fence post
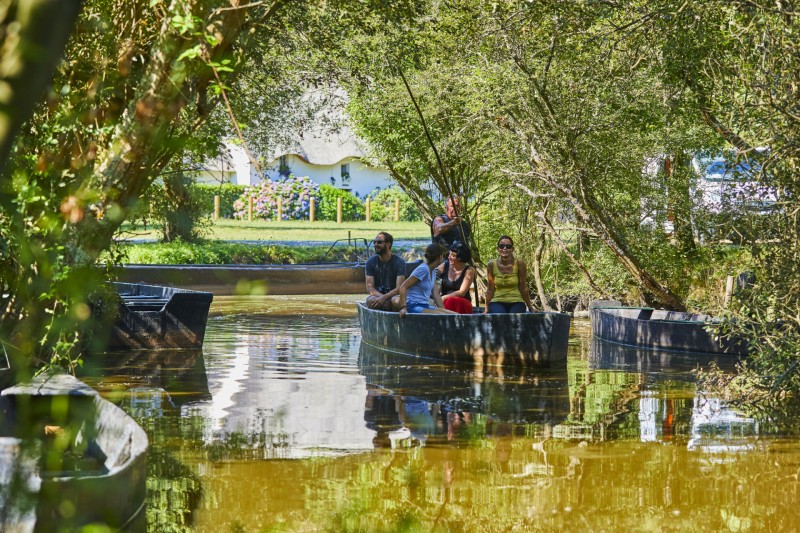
[277,197,283,221]
[337,197,343,224]
[309,197,315,222]
[213,195,220,221]
[366,198,371,222]
[724,275,735,307]
[394,198,400,222]
[248,195,254,221]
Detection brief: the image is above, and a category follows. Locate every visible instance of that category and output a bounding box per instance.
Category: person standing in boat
[436,240,475,314]
[399,243,458,317]
[484,235,534,314]
[365,232,406,311]
[432,197,471,248]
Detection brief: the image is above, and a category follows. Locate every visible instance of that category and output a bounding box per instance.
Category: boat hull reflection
[80,349,211,409]
[589,336,744,373]
[358,342,570,446]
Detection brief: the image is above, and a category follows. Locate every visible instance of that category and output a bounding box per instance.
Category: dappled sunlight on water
[80,298,800,532]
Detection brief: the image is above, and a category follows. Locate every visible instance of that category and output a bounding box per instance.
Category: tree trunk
[572,176,687,311]
[666,154,696,253]
[72,1,261,262]
[532,226,553,311]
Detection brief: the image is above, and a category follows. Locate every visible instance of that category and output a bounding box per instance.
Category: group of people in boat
[365,198,534,317]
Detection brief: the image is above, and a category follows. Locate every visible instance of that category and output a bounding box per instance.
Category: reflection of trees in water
[146,446,202,531]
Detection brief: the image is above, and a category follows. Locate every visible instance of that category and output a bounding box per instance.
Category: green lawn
[118,219,431,242]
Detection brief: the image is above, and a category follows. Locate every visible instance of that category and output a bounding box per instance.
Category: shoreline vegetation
[112,220,431,265]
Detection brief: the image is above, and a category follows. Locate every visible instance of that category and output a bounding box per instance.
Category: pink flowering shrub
[233,175,320,220]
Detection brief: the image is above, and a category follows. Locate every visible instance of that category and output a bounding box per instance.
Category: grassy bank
[112,241,371,264]
[119,219,431,243]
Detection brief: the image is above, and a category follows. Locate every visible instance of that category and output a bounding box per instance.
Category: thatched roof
[277,125,368,165]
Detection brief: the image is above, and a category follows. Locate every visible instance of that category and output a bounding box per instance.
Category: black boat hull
[357,303,571,368]
[106,282,213,350]
[590,304,748,356]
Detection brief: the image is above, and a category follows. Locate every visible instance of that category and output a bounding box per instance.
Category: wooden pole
[337,197,343,224]
[213,195,220,221]
[724,275,735,307]
[366,197,371,222]
[248,195,254,221]
[394,198,400,222]
[277,197,283,221]
[309,197,315,222]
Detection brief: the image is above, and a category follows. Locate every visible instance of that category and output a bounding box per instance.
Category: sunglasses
[372,240,385,245]
[497,244,513,249]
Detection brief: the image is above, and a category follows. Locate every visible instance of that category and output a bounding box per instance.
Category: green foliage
[233,176,319,221]
[193,183,247,219]
[113,240,366,265]
[365,186,421,222]
[317,184,364,222]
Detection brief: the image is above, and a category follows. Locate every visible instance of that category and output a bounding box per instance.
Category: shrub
[112,241,367,264]
[232,175,320,221]
[317,184,364,221]
[193,183,247,218]
[366,186,422,222]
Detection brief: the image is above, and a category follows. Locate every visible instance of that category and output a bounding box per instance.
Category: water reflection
[72,304,800,532]
[186,315,373,458]
[588,336,743,373]
[359,342,570,448]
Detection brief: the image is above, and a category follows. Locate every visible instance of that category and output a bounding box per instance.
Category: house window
[341,163,350,186]
[279,155,290,177]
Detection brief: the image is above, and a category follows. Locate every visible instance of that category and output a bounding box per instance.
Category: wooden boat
[118,262,367,295]
[590,301,748,356]
[0,372,148,531]
[357,303,571,368]
[104,282,213,350]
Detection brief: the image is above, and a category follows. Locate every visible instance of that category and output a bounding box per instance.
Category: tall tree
[0,0,423,374]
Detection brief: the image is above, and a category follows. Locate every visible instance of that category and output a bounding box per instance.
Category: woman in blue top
[399,243,458,318]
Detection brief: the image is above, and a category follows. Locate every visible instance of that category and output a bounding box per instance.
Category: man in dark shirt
[365,232,406,311]
[432,197,471,247]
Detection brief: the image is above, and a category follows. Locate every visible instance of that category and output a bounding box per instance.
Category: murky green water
[81,296,800,532]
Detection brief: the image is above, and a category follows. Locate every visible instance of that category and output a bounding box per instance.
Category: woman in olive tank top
[484,235,534,314]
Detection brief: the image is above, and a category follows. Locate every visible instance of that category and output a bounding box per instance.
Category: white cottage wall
[263,154,393,197]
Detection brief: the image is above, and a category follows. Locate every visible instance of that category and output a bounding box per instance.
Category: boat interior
[603,307,713,323]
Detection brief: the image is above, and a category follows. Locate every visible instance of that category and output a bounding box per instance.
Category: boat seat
[123,299,169,311]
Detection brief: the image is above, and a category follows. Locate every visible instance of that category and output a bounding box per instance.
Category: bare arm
[432,215,462,238]
[442,267,475,301]
[390,275,406,298]
[432,279,445,308]
[398,275,420,318]
[517,259,534,312]
[484,261,495,313]
[365,275,382,298]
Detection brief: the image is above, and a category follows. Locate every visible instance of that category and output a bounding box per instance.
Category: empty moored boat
[0,372,148,531]
[590,301,748,356]
[104,282,213,350]
[357,303,571,368]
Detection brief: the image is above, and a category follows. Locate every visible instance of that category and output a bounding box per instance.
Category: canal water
[82,295,800,532]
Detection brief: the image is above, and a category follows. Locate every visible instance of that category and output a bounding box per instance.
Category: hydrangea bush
[233,175,320,220]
